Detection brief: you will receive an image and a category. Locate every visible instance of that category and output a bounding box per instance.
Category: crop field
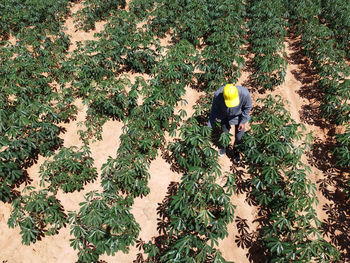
[0,0,349,262]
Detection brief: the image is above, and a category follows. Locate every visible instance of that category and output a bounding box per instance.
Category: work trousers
[220,118,245,149]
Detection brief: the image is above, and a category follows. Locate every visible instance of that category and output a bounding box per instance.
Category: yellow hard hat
[223,84,239,107]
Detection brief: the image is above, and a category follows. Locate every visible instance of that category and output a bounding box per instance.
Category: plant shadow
[229,165,268,263]
[307,136,350,261]
[134,181,180,263]
[2,126,66,203]
[241,57,266,95]
[285,34,329,129]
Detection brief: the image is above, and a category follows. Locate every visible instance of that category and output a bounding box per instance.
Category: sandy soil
[1,3,348,263]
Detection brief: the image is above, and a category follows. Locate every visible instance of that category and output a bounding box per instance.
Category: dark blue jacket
[207,85,252,128]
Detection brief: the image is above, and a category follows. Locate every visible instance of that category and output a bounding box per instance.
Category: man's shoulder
[236,85,249,92]
[214,86,225,95]
[236,85,251,97]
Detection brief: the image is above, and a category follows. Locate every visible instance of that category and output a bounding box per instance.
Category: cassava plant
[319,0,350,59]
[100,40,199,198]
[140,0,246,92]
[0,0,74,200]
[7,187,67,245]
[333,125,350,169]
[73,0,126,31]
[144,116,235,262]
[333,125,350,199]
[247,0,287,91]
[0,0,72,41]
[197,0,246,92]
[288,0,350,125]
[70,9,159,142]
[142,23,243,256]
[68,191,140,263]
[239,95,339,262]
[168,118,221,175]
[0,40,75,201]
[39,145,97,194]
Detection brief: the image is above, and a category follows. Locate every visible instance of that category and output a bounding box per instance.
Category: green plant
[333,125,350,199]
[100,40,199,197]
[141,0,246,92]
[197,0,246,92]
[333,125,350,168]
[141,86,237,262]
[169,118,220,175]
[288,0,350,125]
[144,115,235,261]
[0,41,75,201]
[240,95,340,262]
[0,0,72,40]
[68,191,140,263]
[247,0,287,91]
[8,187,67,245]
[320,0,350,59]
[73,0,126,31]
[70,9,160,142]
[39,145,97,193]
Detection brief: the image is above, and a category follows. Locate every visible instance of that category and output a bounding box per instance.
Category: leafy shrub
[197,0,246,92]
[141,0,246,91]
[68,191,140,263]
[71,9,160,141]
[0,0,72,39]
[247,0,287,91]
[100,40,199,197]
[169,117,220,175]
[333,125,350,168]
[240,95,340,262]
[333,125,350,199]
[0,42,75,201]
[8,187,67,245]
[320,0,350,59]
[39,146,97,193]
[288,0,350,125]
[144,115,235,261]
[73,0,126,31]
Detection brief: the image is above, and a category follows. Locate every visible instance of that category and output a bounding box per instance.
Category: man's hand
[238,123,245,132]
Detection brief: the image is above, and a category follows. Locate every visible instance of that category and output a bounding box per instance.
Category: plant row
[4,0,348,261]
[288,0,350,125]
[132,1,247,261]
[132,0,246,92]
[66,0,249,260]
[247,0,287,91]
[137,73,240,263]
[0,35,75,203]
[239,95,339,262]
[140,116,236,262]
[73,0,126,31]
[0,0,73,46]
[1,0,88,245]
[319,0,350,59]
[333,125,350,199]
[47,0,247,261]
[2,1,179,256]
[64,4,203,260]
[70,9,158,142]
[287,0,350,206]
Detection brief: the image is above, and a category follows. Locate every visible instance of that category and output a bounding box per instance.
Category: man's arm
[207,94,219,128]
[240,90,252,125]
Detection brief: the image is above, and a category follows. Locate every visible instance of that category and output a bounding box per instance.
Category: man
[207,84,252,163]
